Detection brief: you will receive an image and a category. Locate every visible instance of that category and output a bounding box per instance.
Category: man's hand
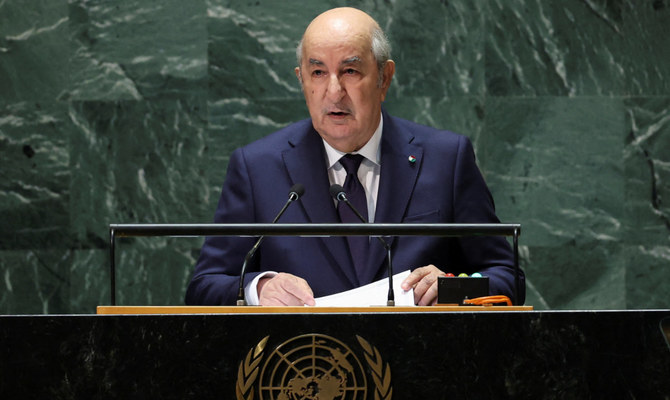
[257,273,316,306]
[401,265,445,306]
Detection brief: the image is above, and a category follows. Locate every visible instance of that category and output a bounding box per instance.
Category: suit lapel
[362,113,423,283]
[282,126,360,287]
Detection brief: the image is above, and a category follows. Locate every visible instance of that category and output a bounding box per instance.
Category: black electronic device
[437,276,489,305]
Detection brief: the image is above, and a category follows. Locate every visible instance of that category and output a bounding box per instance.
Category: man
[185,7,524,306]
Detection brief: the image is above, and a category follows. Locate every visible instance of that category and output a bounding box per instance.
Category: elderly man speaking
[185,7,525,306]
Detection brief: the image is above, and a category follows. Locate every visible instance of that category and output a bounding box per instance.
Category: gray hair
[296,25,391,87]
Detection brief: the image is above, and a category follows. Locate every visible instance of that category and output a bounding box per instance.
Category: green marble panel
[385,0,486,98]
[0,101,72,250]
[624,97,670,244]
[624,97,670,308]
[486,0,578,96]
[207,99,309,154]
[0,250,71,314]
[68,99,210,243]
[484,0,670,96]
[0,0,69,102]
[623,2,670,95]
[480,96,625,246]
[549,0,627,96]
[67,0,207,101]
[625,244,670,309]
[113,237,201,306]
[479,96,628,309]
[384,96,485,150]
[523,242,627,310]
[68,249,110,313]
[66,97,216,307]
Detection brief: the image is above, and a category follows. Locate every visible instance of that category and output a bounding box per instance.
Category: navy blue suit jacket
[185,111,525,305]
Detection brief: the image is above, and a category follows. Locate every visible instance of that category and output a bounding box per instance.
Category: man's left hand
[401,265,445,306]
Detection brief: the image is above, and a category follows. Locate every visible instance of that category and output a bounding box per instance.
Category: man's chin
[318,130,366,152]
[319,123,356,137]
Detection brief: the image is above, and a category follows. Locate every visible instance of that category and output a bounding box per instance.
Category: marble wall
[1,0,668,313]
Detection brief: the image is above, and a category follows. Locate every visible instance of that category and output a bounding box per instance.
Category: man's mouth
[327,110,350,117]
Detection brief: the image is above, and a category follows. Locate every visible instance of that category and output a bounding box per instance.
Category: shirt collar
[322,116,383,169]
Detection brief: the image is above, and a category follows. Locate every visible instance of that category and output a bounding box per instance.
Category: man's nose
[326,74,345,101]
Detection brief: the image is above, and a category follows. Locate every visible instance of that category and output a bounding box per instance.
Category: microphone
[236,183,305,305]
[329,184,395,306]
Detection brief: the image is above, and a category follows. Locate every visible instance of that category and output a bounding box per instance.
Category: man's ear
[295,67,302,84]
[380,60,395,100]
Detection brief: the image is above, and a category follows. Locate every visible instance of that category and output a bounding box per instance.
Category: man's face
[296,29,393,153]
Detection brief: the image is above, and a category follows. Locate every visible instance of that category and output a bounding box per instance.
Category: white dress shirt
[322,117,383,221]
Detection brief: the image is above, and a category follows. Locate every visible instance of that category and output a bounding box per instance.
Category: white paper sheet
[313,270,415,307]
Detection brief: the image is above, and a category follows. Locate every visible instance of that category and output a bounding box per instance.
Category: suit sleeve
[184,147,263,305]
[452,136,526,304]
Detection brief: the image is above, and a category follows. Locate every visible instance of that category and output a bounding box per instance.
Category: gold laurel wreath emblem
[235,334,391,400]
[236,335,269,400]
[356,335,393,400]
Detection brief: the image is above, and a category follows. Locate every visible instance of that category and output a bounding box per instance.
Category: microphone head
[289,183,305,200]
[329,184,347,202]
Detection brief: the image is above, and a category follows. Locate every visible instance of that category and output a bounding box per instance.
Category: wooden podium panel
[97,305,534,314]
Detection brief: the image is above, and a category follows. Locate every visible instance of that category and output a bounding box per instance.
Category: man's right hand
[257,273,316,306]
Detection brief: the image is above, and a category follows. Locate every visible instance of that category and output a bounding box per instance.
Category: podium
[108,223,524,305]
[1,308,669,399]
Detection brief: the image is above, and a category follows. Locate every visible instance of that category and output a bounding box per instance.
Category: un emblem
[236,334,392,400]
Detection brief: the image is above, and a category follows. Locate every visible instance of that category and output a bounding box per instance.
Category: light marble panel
[478,96,628,309]
[480,96,625,247]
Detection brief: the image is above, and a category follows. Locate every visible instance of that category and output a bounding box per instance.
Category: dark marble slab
[1,310,669,399]
[1,0,669,314]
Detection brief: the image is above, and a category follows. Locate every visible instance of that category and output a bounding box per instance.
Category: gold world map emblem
[236,334,392,400]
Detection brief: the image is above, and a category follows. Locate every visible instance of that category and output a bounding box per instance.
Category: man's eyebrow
[341,56,362,65]
[307,57,362,67]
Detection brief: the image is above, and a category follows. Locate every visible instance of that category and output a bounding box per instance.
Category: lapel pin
[408,155,417,163]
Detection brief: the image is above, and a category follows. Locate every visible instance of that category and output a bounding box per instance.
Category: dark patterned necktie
[337,154,369,278]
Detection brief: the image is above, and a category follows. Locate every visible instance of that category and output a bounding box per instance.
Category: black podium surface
[1,309,669,399]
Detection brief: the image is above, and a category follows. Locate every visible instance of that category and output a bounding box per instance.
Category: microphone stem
[386,246,394,306]
[272,195,296,223]
[236,196,296,306]
[343,198,395,306]
[343,199,367,222]
[236,238,265,306]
